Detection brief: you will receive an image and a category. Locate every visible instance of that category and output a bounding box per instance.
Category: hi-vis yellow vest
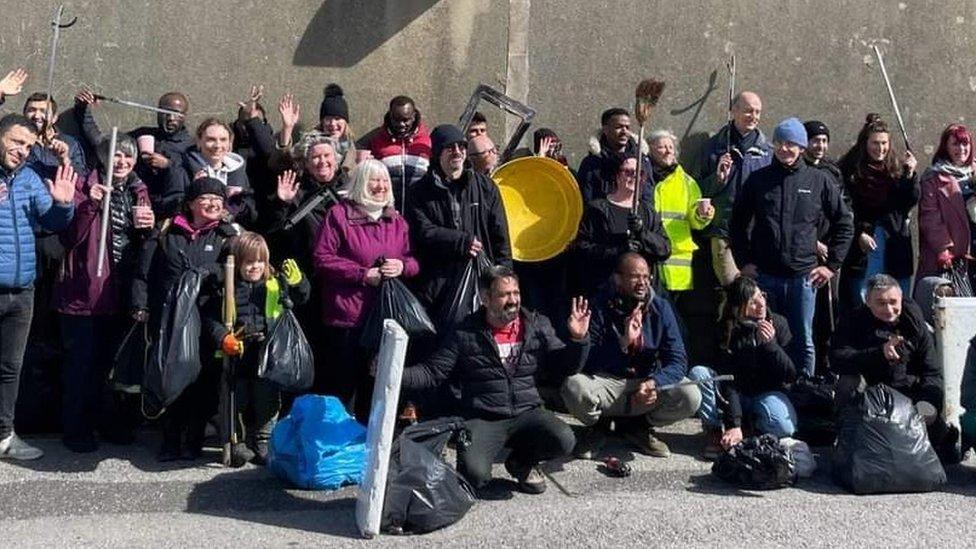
[654,165,711,291]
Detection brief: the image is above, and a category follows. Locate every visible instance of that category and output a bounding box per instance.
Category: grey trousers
[561,373,702,427]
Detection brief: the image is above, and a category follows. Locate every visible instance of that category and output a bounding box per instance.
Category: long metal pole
[95,127,119,277]
[93,94,182,116]
[872,45,912,152]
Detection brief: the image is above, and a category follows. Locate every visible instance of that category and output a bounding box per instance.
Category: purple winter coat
[53,170,151,316]
[312,200,420,328]
[918,168,971,279]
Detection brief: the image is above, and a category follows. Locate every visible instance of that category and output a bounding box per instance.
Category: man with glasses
[561,252,702,459]
[0,114,76,460]
[74,90,192,210]
[730,117,853,377]
[467,134,498,175]
[406,124,511,318]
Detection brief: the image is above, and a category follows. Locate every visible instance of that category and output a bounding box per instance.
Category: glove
[281,258,303,286]
[222,331,244,357]
[131,309,149,323]
[938,249,954,270]
[626,238,642,253]
[626,212,643,235]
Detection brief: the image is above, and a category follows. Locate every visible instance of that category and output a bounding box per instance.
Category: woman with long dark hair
[837,114,918,307]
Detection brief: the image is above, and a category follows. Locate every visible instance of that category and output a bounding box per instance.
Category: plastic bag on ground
[268,395,367,490]
[143,269,204,415]
[360,278,436,351]
[382,417,476,534]
[258,308,315,392]
[832,384,946,494]
[712,434,797,490]
[787,374,837,446]
[434,252,492,332]
[779,437,816,478]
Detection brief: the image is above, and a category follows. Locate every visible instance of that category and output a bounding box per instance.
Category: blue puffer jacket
[0,164,74,288]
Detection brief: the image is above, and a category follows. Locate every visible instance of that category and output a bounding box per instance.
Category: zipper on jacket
[10,183,21,287]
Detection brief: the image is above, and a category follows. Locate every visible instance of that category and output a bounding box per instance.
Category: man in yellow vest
[649,130,714,293]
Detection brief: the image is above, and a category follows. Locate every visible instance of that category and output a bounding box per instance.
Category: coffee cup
[136,135,155,154]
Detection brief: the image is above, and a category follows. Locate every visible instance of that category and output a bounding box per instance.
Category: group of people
[0,66,969,495]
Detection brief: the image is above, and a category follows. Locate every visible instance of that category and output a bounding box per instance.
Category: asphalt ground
[2,419,975,548]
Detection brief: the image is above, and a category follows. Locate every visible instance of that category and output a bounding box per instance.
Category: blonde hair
[231,231,271,281]
[348,159,394,210]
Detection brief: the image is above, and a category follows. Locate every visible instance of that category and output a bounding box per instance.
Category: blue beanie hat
[773,117,808,148]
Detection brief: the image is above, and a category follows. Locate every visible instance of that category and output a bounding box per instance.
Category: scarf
[932,161,975,198]
[651,161,678,182]
[172,214,219,240]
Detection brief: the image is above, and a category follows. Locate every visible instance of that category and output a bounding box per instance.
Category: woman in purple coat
[52,135,155,452]
[312,159,420,421]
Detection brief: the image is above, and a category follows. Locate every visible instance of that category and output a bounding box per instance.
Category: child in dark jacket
[202,232,310,466]
[690,276,798,458]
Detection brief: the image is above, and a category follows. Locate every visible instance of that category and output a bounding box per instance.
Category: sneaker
[622,423,671,458]
[573,425,607,460]
[701,429,723,461]
[0,433,44,460]
[504,456,547,494]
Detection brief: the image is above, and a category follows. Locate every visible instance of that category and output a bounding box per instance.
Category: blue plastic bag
[268,395,367,490]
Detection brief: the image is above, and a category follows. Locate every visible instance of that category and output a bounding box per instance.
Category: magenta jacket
[53,170,151,316]
[312,200,420,328]
[918,168,972,279]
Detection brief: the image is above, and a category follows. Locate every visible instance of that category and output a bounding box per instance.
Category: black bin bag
[434,252,492,332]
[832,384,946,494]
[143,269,205,416]
[360,278,436,351]
[258,308,315,392]
[712,434,797,490]
[382,417,476,534]
[788,374,837,446]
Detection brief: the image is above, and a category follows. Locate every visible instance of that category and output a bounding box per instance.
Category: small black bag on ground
[787,374,837,446]
[382,417,476,534]
[832,384,946,494]
[434,252,492,332]
[143,269,205,416]
[360,277,436,351]
[258,307,315,392]
[712,434,797,490]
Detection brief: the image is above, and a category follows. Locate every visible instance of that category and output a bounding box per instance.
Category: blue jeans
[757,273,817,377]
[689,366,797,437]
[847,226,912,306]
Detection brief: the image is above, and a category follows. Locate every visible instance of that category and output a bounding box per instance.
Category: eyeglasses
[471,147,497,157]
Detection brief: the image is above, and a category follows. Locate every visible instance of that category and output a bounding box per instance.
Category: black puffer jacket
[401,308,589,420]
[829,300,943,408]
[406,168,511,309]
[717,312,795,429]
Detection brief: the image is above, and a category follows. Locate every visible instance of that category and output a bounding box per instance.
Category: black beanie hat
[319,84,349,122]
[185,177,226,202]
[430,124,467,159]
[803,120,829,141]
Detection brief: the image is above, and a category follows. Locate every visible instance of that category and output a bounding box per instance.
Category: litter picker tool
[872,45,911,151]
[43,5,77,141]
[725,54,736,154]
[632,79,666,215]
[92,93,183,117]
[220,255,238,466]
[95,127,119,277]
[535,465,579,497]
[658,374,733,392]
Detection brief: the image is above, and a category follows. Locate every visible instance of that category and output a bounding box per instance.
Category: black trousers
[59,314,125,443]
[457,407,575,489]
[0,289,34,440]
[319,325,374,423]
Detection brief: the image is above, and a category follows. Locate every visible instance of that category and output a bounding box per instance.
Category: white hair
[647,129,678,148]
[347,159,394,210]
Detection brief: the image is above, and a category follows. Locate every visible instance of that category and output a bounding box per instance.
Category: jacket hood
[588,130,649,157]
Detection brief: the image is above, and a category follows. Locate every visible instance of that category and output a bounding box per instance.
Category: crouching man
[401,266,591,494]
[830,273,956,460]
[561,253,702,458]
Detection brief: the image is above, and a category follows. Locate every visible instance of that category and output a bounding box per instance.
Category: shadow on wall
[293,0,441,67]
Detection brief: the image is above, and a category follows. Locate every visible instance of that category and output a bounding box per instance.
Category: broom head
[635,79,666,126]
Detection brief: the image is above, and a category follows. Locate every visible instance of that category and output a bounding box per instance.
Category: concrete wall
[2,1,974,173]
